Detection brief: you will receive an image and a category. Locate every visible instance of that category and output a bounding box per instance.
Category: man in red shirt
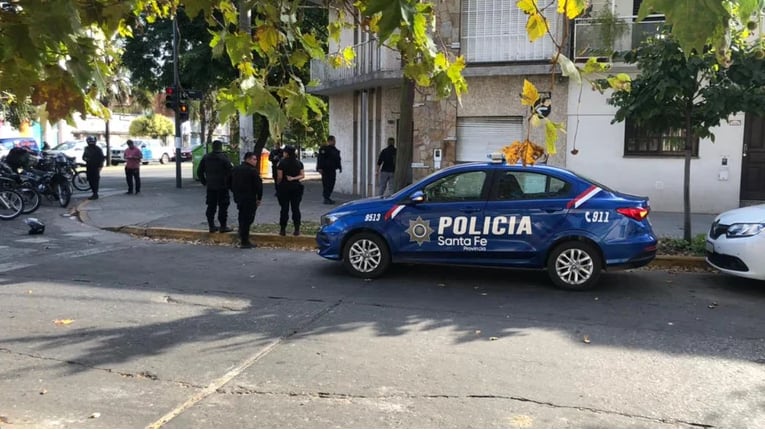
[124,139,142,194]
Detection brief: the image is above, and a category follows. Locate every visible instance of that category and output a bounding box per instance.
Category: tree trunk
[238,0,253,162]
[199,100,206,153]
[683,111,693,242]
[253,114,270,170]
[393,78,415,192]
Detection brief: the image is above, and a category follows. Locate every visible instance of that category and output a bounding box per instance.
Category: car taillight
[617,207,649,221]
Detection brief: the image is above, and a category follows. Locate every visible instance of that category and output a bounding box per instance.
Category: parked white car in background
[49,140,107,165]
[706,204,765,280]
[110,139,174,165]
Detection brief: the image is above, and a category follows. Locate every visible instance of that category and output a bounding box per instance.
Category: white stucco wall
[328,93,354,194]
[565,80,745,213]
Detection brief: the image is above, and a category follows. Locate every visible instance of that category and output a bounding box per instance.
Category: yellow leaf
[521,79,539,107]
[607,73,632,91]
[517,0,537,14]
[53,319,74,326]
[558,0,587,19]
[502,141,523,164]
[526,13,547,42]
[522,140,545,165]
[256,25,280,53]
[342,46,356,65]
[545,120,558,155]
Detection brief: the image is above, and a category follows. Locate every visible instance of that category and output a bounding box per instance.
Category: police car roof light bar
[487,152,505,163]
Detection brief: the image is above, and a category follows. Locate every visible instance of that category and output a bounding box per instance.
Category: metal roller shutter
[456,117,523,162]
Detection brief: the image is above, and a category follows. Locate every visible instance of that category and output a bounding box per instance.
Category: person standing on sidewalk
[82,136,105,200]
[230,151,263,249]
[316,135,341,204]
[268,142,283,195]
[276,145,305,236]
[197,140,233,233]
[123,139,142,194]
[376,137,396,196]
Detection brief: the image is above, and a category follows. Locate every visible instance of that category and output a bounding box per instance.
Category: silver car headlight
[321,211,353,227]
[726,223,765,238]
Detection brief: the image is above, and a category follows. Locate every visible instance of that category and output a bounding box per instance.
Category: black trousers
[125,167,140,193]
[278,185,302,228]
[86,167,101,194]
[205,188,230,227]
[321,170,336,200]
[237,201,257,244]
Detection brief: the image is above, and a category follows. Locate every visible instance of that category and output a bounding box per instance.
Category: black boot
[279,226,286,236]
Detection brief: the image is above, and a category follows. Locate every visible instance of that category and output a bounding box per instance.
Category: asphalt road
[0,166,763,428]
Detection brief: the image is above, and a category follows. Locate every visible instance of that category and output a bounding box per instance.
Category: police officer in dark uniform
[316,135,341,204]
[230,151,263,249]
[82,136,105,200]
[276,145,305,236]
[197,140,233,233]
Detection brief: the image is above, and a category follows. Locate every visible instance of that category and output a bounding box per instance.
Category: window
[460,0,558,63]
[424,171,488,202]
[624,119,699,157]
[492,171,572,200]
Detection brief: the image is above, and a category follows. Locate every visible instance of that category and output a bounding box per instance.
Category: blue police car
[316,158,657,290]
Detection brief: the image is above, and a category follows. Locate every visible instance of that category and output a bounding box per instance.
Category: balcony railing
[573,15,665,60]
[310,39,400,86]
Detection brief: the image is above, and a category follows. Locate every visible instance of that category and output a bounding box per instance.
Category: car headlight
[321,211,353,227]
[726,223,765,238]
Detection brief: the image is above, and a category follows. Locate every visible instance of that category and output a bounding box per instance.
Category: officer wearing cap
[82,136,105,200]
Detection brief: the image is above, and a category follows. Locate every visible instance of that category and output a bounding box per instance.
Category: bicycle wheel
[0,189,24,220]
[55,180,72,208]
[19,187,41,214]
[72,171,91,192]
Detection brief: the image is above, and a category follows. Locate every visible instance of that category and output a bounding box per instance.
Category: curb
[651,255,709,270]
[107,226,317,249]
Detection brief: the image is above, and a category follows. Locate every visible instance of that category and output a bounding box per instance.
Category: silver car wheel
[554,247,594,286]
[348,238,382,274]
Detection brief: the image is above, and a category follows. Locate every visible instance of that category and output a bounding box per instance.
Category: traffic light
[164,86,178,110]
[178,101,189,122]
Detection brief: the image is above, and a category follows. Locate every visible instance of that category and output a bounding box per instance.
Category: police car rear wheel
[547,241,601,291]
[343,233,390,278]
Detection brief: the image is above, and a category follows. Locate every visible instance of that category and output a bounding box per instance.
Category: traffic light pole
[172,14,182,188]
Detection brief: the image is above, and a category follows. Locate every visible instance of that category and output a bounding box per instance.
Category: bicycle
[71,163,90,192]
[0,188,23,220]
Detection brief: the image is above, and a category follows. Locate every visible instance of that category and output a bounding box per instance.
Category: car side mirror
[409,190,426,204]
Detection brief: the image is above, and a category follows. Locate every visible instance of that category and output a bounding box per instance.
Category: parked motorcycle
[20,154,72,208]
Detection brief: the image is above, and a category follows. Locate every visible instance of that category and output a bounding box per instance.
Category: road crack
[215,386,715,428]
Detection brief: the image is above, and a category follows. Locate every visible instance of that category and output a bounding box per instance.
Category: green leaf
[364,0,417,42]
[638,0,729,55]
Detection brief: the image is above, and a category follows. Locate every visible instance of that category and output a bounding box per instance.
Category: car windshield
[53,141,79,151]
[0,137,38,151]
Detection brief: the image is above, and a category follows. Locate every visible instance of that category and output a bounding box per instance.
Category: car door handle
[542,207,563,213]
[459,207,482,213]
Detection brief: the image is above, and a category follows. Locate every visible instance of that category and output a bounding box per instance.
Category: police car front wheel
[342,232,390,278]
[547,241,601,291]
